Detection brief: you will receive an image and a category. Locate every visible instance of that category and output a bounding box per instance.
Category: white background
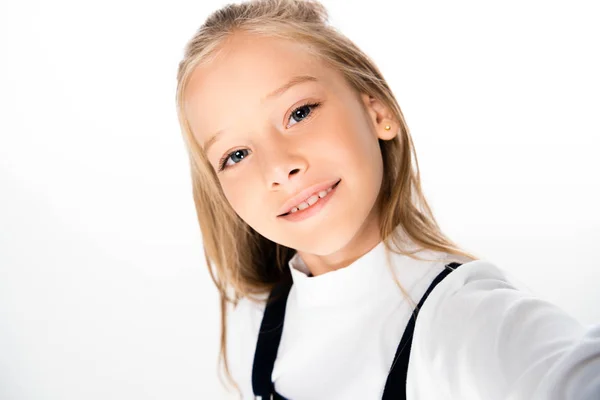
[1,0,599,398]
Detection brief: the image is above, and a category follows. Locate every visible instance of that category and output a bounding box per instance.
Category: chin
[283,225,360,256]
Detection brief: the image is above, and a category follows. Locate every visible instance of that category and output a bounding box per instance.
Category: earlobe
[361,93,398,141]
[378,121,398,141]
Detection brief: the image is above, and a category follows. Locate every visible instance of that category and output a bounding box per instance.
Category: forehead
[183,33,342,146]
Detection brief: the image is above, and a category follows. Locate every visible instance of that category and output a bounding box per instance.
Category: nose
[271,166,302,189]
[260,137,307,189]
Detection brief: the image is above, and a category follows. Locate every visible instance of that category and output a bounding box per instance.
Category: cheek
[221,178,259,218]
[326,108,373,152]
[326,126,373,165]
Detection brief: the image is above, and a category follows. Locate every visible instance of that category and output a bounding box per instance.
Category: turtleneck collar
[287,233,450,308]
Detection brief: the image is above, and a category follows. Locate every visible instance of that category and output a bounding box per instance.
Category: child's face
[185,33,395,256]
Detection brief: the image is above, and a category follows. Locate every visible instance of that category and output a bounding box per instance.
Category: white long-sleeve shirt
[225,239,600,399]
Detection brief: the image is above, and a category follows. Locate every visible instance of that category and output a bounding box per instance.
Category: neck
[296,210,383,277]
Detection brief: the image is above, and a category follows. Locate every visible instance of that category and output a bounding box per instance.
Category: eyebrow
[202,75,319,154]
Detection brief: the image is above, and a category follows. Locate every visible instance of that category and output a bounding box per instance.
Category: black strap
[252,262,463,399]
[381,261,463,399]
[251,279,293,397]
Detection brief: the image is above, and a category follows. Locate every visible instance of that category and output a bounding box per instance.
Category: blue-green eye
[288,102,321,127]
[218,149,250,171]
[217,101,321,172]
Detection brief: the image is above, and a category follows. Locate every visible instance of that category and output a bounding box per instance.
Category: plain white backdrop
[1,0,599,398]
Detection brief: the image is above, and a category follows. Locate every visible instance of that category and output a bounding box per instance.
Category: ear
[360,93,398,141]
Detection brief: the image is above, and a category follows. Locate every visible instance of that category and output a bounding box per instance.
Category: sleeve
[406,259,600,400]
[224,295,267,399]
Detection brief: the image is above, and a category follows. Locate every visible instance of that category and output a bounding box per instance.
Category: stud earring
[384,124,391,131]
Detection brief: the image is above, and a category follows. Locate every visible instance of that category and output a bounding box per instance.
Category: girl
[175,0,600,398]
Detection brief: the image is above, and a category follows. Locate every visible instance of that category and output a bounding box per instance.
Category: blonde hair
[175,0,480,393]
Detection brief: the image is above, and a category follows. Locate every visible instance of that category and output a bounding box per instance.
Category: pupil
[233,150,245,162]
[293,106,309,122]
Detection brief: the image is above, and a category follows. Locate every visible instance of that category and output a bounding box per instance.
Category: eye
[287,102,321,127]
[217,101,321,172]
[218,148,251,172]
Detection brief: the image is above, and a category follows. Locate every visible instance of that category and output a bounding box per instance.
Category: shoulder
[413,258,537,348]
[227,292,269,328]
[406,259,530,397]
[432,258,534,299]
[407,259,592,399]
[225,292,269,397]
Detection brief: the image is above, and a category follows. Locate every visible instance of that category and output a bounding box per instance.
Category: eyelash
[217,101,322,172]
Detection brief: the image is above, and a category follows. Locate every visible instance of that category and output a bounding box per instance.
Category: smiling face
[184,32,397,269]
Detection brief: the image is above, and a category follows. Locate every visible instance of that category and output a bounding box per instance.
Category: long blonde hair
[175,0,479,392]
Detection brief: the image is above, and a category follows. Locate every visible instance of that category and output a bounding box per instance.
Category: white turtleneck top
[224,240,600,399]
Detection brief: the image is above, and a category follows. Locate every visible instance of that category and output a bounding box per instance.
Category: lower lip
[278,180,341,222]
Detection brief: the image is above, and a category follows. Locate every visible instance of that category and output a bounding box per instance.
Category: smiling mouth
[278,179,341,217]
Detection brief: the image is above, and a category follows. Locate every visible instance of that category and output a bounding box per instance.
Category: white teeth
[306,194,319,206]
[296,202,309,211]
[289,184,335,214]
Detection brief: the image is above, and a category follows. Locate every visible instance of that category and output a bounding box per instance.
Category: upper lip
[277,178,341,216]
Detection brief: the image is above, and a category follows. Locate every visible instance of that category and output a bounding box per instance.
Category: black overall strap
[252,262,463,399]
[251,279,293,399]
[381,261,463,399]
